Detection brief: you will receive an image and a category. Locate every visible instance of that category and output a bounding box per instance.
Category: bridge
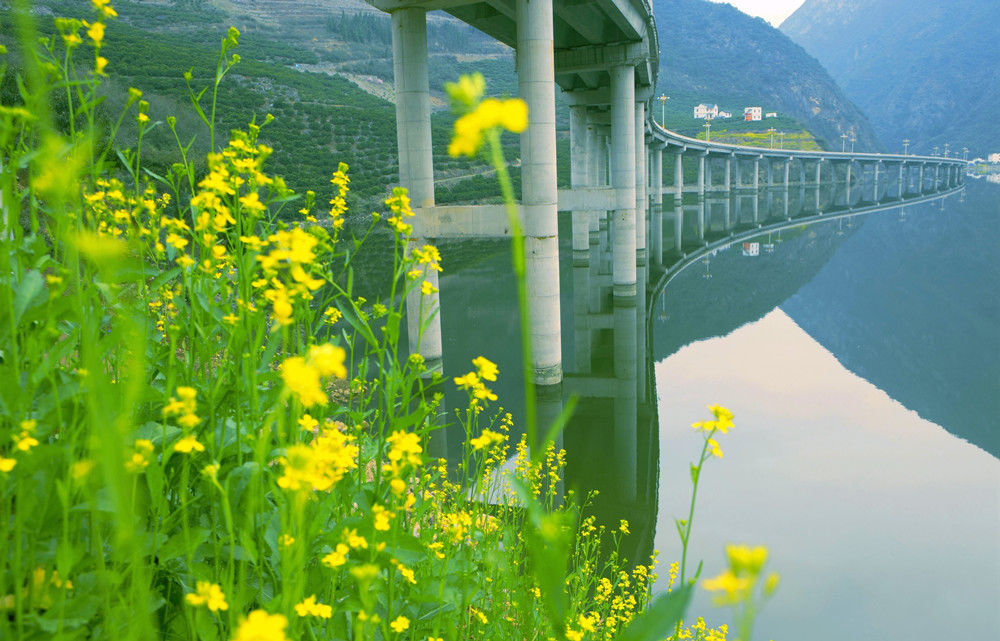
[364,0,967,386]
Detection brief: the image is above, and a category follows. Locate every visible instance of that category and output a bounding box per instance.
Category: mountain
[652,0,880,151]
[781,0,1000,157]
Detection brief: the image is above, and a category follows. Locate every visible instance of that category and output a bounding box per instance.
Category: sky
[707,0,806,26]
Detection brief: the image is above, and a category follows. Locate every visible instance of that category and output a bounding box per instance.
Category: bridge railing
[647,121,968,165]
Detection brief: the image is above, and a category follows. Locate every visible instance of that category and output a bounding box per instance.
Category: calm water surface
[433,180,1000,639]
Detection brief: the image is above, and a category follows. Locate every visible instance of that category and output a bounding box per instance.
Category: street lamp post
[963,147,969,161]
[778,131,785,150]
[704,118,712,142]
[658,94,669,126]
[841,133,847,152]
[943,142,950,157]
[903,138,910,155]
[768,127,776,149]
[849,130,856,153]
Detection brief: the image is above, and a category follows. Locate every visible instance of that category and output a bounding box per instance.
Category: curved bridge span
[364,0,967,385]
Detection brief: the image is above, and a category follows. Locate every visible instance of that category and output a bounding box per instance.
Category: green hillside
[781,0,1000,157]
[651,0,881,152]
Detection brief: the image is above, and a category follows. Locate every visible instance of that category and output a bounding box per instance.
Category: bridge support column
[673,150,684,202]
[705,155,713,190]
[634,102,647,271]
[934,163,940,190]
[845,160,852,205]
[517,0,561,385]
[918,163,925,193]
[783,159,790,187]
[873,161,880,202]
[767,158,774,189]
[898,162,905,198]
[570,105,590,256]
[815,158,822,185]
[697,153,706,198]
[392,6,442,368]
[724,155,732,191]
[610,64,636,299]
[753,156,760,191]
[735,157,742,188]
[652,145,663,266]
[799,160,806,185]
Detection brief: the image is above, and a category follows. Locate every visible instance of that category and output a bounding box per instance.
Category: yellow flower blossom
[0,458,16,473]
[174,435,205,454]
[184,581,228,612]
[280,357,326,407]
[322,543,349,568]
[390,615,410,633]
[294,595,332,619]
[233,610,288,641]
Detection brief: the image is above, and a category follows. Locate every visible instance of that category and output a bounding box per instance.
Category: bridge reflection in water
[430,179,966,569]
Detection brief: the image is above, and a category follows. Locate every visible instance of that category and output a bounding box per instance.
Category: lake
[432,177,999,639]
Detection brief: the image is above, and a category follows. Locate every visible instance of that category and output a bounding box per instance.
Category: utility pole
[778,131,785,150]
[903,138,910,155]
[768,127,776,149]
[841,133,847,152]
[943,142,950,157]
[963,147,968,161]
[704,117,712,142]
[658,94,669,126]
[849,129,856,153]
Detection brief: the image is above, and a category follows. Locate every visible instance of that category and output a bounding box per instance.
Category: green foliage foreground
[0,3,776,641]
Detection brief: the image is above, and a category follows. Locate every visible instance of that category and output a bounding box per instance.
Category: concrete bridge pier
[734,156,742,188]
[651,145,663,266]
[753,156,761,191]
[517,0,561,385]
[799,160,806,185]
[673,149,684,202]
[697,153,706,197]
[391,6,443,369]
[767,158,775,189]
[612,295,638,503]
[845,160,853,206]
[783,185,790,220]
[724,154,732,191]
[610,64,637,300]
[705,155,714,191]
[673,199,684,252]
[898,162,906,198]
[634,101,647,274]
[569,105,591,261]
[783,158,791,187]
[933,163,940,190]
[873,160,881,202]
[697,198,706,241]
[918,163,925,194]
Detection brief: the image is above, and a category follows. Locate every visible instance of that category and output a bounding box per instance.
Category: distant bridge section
[364,0,966,387]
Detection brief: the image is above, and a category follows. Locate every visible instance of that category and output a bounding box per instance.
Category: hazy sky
[708,0,806,26]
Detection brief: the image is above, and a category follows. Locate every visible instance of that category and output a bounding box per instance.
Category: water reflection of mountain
[652,219,858,360]
[783,183,1000,457]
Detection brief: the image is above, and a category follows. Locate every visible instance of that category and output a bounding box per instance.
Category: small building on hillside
[744,106,762,121]
[694,103,719,119]
[765,112,778,118]
[718,110,732,119]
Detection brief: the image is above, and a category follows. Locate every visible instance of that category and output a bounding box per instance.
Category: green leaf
[13,270,45,326]
[617,585,692,641]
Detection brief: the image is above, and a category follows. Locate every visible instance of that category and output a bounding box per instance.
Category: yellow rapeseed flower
[390,615,410,633]
[294,595,332,619]
[280,357,327,408]
[0,458,16,473]
[232,609,288,641]
[174,435,205,454]
[184,581,228,612]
